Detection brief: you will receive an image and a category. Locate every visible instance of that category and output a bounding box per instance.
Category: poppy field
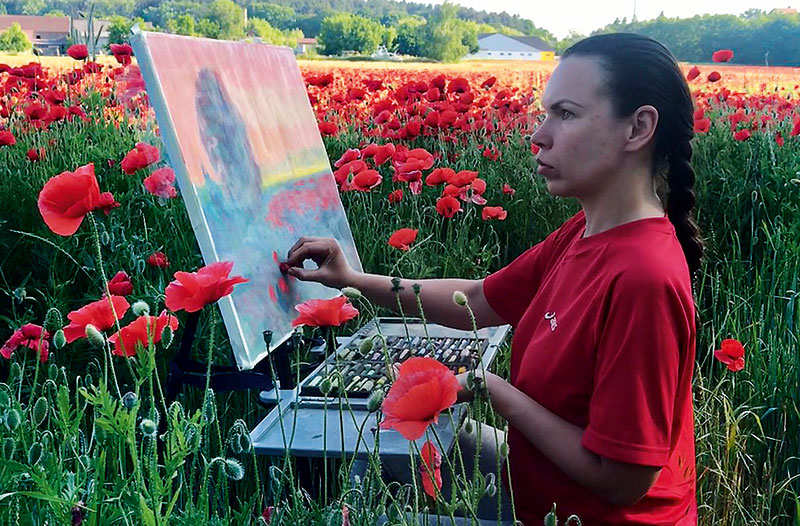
[1,48,800,525]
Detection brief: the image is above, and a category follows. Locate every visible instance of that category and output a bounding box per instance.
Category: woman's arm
[460,371,661,507]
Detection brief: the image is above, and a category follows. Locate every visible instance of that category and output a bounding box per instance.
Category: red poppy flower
[26,148,45,162]
[686,66,700,81]
[380,357,459,440]
[425,168,454,186]
[448,170,478,188]
[712,49,733,63]
[108,310,178,357]
[388,228,418,251]
[165,261,249,313]
[482,206,508,221]
[38,163,118,236]
[63,296,130,344]
[790,118,800,137]
[360,143,380,158]
[291,296,359,327]
[693,118,711,134]
[334,148,361,168]
[733,129,751,141]
[147,251,170,268]
[502,183,516,196]
[0,131,16,147]
[1,324,51,362]
[481,76,497,89]
[108,271,133,296]
[387,189,403,203]
[67,44,88,60]
[143,167,177,198]
[374,143,396,165]
[775,132,784,147]
[319,121,338,136]
[707,71,721,83]
[420,440,443,499]
[531,143,540,155]
[121,142,160,175]
[351,169,382,191]
[714,338,745,372]
[448,77,470,94]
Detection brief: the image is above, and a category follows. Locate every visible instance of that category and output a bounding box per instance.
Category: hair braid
[666,140,704,275]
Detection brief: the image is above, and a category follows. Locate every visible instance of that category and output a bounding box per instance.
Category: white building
[467,33,555,61]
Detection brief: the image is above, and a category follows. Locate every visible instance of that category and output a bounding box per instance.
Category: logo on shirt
[544,311,558,332]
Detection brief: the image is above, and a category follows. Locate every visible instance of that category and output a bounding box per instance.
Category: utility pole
[632,0,638,22]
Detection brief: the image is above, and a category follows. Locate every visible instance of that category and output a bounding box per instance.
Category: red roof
[297,38,318,45]
[0,15,70,34]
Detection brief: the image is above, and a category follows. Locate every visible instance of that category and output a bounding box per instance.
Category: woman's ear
[623,105,659,153]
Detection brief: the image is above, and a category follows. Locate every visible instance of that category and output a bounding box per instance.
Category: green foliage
[318,12,384,56]
[0,22,32,53]
[166,14,196,36]
[106,15,137,48]
[416,3,476,62]
[206,0,245,40]
[246,17,303,47]
[248,2,297,30]
[394,16,425,56]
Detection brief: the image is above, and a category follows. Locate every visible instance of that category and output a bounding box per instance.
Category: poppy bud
[224,458,245,480]
[44,307,63,333]
[239,432,252,453]
[390,277,403,293]
[8,363,21,384]
[122,391,138,410]
[32,396,48,426]
[341,287,362,299]
[132,300,150,316]
[53,329,67,350]
[485,472,496,487]
[319,377,333,395]
[230,432,243,454]
[358,336,374,355]
[84,373,93,387]
[367,389,384,412]
[544,503,558,526]
[28,442,43,465]
[0,390,8,409]
[85,324,105,348]
[412,283,421,294]
[452,291,468,306]
[5,408,21,430]
[100,231,110,245]
[139,418,157,437]
[485,482,497,498]
[161,326,174,348]
[2,437,14,460]
[463,419,473,434]
[203,390,216,423]
[498,441,509,459]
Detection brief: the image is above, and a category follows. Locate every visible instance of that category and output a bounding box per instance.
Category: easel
[164,311,322,402]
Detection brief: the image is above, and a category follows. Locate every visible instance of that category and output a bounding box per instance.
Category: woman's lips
[536,158,555,175]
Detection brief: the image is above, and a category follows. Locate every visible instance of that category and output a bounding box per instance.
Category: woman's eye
[560,109,573,119]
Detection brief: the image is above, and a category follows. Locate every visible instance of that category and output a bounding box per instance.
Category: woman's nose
[530,118,551,150]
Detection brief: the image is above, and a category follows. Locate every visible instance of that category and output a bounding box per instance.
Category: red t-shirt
[484,210,697,526]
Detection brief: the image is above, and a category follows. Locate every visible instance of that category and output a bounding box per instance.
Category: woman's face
[531,56,631,200]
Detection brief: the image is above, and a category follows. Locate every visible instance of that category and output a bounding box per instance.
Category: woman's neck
[579,170,665,238]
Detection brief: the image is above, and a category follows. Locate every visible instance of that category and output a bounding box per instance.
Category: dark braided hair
[563,33,704,276]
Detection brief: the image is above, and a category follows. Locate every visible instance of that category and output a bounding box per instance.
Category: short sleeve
[483,213,581,326]
[581,271,692,467]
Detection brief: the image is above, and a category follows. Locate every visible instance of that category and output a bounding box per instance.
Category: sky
[412,0,797,39]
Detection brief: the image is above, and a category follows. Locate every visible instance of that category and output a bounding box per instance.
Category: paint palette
[300,334,489,398]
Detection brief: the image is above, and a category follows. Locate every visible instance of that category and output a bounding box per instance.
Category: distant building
[294,37,318,55]
[770,7,798,15]
[0,14,111,56]
[467,33,555,61]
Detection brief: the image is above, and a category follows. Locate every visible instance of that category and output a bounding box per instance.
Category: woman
[285,33,701,525]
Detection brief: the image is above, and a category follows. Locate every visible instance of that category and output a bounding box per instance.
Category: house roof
[478,33,555,52]
[297,37,317,45]
[0,15,70,33]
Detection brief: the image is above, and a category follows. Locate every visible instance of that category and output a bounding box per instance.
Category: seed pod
[341,287,362,299]
[6,408,21,430]
[132,300,150,317]
[85,325,105,348]
[27,442,43,465]
[122,392,138,410]
[366,390,384,413]
[2,437,15,459]
[0,388,9,409]
[411,283,421,294]
[32,397,48,427]
[452,291,468,306]
[224,458,244,480]
[161,326,174,348]
[139,418,157,437]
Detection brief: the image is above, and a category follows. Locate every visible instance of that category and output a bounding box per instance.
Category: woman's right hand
[284,237,356,290]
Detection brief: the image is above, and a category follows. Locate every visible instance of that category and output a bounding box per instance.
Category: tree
[246,17,303,48]
[418,2,471,62]
[206,0,245,40]
[0,22,32,52]
[394,16,425,56]
[166,14,196,36]
[106,16,135,47]
[382,25,396,51]
[248,2,296,30]
[317,12,383,56]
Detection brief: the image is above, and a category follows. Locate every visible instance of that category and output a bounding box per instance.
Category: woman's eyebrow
[544,99,585,110]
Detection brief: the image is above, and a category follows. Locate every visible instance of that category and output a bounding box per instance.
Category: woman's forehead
[541,57,607,109]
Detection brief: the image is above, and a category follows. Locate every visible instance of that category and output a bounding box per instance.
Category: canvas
[130,30,362,369]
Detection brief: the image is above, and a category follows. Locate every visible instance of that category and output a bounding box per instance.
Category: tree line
[2,1,800,65]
